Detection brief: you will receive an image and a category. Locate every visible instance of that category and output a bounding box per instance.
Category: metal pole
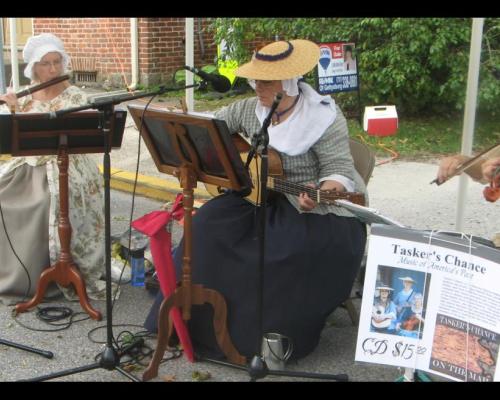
[9,18,19,91]
[0,19,6,93]
[129,18,139,90]
[185,18,194,112]
[455,18,484,232]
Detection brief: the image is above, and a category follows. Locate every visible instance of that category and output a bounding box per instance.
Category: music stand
[127,104,253,381]
[0,110,126,320]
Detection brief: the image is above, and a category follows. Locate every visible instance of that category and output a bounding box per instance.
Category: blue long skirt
[144,192,366,361]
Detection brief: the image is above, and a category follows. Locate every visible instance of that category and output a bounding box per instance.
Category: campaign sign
[316,42,359,94]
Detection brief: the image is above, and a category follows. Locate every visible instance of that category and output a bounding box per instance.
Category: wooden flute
[0,74,70,105]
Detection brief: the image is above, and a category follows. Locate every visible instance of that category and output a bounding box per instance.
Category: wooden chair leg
[342,299,359,326]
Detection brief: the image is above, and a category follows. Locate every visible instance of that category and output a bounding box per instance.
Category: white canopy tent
[8,18,19,92]
[455,17,484,232]
[0,19,6,93]
[185,18,194,111]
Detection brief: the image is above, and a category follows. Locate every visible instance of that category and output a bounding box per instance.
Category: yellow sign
[217,42,238,85]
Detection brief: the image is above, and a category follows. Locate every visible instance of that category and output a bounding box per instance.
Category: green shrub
[209,18,500,118]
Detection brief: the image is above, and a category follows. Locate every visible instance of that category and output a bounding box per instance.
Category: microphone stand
[22,84,200,382]
[246,93,281,380]
[200,94,348,381]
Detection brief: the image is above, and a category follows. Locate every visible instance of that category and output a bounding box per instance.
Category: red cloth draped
[131,194,194,362]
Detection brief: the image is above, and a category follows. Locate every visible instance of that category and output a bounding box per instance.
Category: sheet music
[335,199,406,227]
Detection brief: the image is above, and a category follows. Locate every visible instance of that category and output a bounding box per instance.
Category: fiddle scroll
[0,74,70,105]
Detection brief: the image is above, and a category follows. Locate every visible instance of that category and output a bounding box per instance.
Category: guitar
[371,305,392,329]
[205,134,366,207]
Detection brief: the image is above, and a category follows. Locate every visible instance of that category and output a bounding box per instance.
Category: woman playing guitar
[144,39,369,362]
[371,284,398,334]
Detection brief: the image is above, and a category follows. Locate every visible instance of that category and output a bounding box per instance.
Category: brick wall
[33,17,218,87]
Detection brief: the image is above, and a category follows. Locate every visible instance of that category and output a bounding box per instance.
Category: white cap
[398,276,416,283]
[23,33,69,81]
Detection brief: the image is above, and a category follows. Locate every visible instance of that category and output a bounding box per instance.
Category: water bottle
[130,248,145,287]
[119,228,148,287]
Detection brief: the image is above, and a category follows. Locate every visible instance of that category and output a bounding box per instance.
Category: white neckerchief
[254,81,336,156]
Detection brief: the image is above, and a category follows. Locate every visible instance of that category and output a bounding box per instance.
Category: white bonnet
[23,33,70,81]
[248,77,301,96]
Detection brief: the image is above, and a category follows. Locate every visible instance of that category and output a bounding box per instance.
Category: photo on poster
[370,265,431,340]
[316,42,359,94]
[342,43,357,73]
[430,314,499,382]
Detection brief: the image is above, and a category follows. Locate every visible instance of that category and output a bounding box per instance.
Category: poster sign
[355,225,500,382]
[316,42,358,94]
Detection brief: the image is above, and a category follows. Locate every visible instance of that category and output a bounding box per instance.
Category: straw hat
[235,39,320,81]
[375,283,394,291]
[398,277,416,283]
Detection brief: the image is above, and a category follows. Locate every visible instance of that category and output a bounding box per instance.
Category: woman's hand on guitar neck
[298,180,345,212]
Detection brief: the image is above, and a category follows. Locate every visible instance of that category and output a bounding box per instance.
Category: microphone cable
[0,199,32,303]
[110,93,157,311]
[1,171,89,333]
[87,324,183,369]
[12,304,90,332]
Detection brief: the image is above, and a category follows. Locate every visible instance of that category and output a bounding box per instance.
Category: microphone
[246,93,283,167]
[184,65,231,93]
[262,93,283,129]
[88,90,138,106]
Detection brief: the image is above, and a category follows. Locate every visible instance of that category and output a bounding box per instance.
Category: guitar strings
[272,178,353,202]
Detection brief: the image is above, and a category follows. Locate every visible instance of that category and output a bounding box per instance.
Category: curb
[99,165,212,203]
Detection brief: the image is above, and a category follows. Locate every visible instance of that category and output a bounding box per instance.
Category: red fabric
[131,194,194,362]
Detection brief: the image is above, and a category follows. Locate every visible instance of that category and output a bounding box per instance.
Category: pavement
[0,89,498,382]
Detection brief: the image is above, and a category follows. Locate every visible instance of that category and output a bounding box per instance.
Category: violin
[483,166,500,202]
[0,74,70,105]
[402,315,421,331]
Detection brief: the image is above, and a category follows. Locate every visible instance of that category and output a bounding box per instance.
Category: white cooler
[363,105,398,137]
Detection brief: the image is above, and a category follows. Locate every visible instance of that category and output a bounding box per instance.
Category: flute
[0,74,70,105]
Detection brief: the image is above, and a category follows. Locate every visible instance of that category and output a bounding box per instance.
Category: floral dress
[0,86,110,302]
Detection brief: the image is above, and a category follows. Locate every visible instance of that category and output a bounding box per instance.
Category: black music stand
[6,105,142,382]
[0,110,125,320]
[128,104,348,382]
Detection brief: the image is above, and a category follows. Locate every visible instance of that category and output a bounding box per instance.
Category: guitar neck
[270,177,365,206]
